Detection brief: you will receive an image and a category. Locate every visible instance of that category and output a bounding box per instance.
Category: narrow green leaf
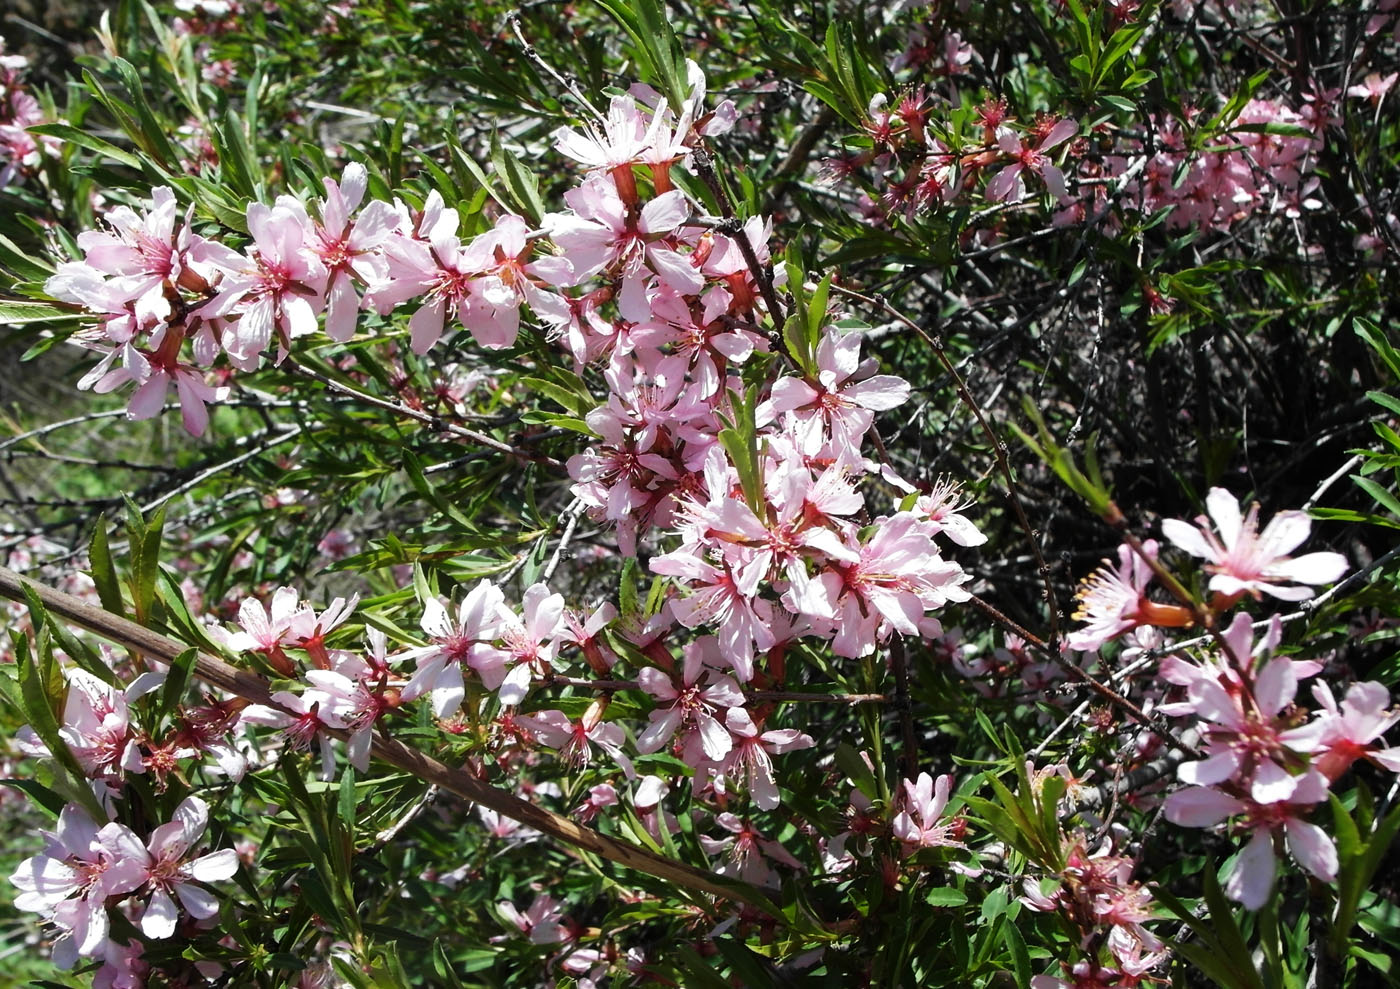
[157,647,199,730]
[14,633,105,820]
[0,299,76,324]
[87,520,125,616]
[1352,474,1400,519]
[27,122,143,168]
[925,886,968,906]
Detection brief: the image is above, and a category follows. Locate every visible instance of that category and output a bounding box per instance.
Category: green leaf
[1003,915,1031,986]
[1352,473,1400,519]
[0,778,66,818]
[1357,318,1400,379]
[925,886,968,907]
[488,133,546,226]
[0,233,57,282]
[431,941,468,989]
[712,937,778,988]
[87,519,126,616]
[0,299,77,324]
[338,767,358,832]
[1331,794,1400,957]
[835,741,880,801]
[593,0,690,113]
[125,496,167,624]
[157,647,199,730]
[27,122,143,168]
[14,632,105,820]
[716,385,765,516]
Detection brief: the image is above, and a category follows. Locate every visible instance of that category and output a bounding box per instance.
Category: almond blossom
[986,118,1077,203]
[399,580,506,719]
[717,708,814,810]
[1164,770,1337,910]
[1161,487,1347,602]
[9,805,149,963]
[1308,679,1400,779]
[518,705,634,779]
[134,795,239,939]
[496,893,566,944]
[202,200,327,369]
[635,638,744,762]
[764,328,911,448]
[310,162,396,341]
[891,772,964,850]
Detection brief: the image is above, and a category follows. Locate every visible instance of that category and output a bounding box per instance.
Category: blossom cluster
[0,36,51,189]
[1024,828,1167,987]
[1064,488,1400,910]
[10,795,236,978]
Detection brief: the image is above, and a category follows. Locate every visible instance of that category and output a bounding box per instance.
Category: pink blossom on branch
[1161,487,1346,602]
[1164,771,1337,910]
[9,804,149,964]
[985,118,1078,203]
[134,795,239,939]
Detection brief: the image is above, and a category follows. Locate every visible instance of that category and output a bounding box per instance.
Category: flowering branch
[0,564,785,918]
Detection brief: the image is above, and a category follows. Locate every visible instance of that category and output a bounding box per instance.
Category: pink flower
[240,689,347,780]
[698,812,803,886]
[800,512,970,658]
[136,796,239,939]
[371,192,518,353]
[1067,540,1161,652]
[399,580,506,719]
[202,200,326,369]
[311,162,396,342]
[57,669,145,780]
[1346,72,1397,103]
[216,586,315,676]
[915,478,986,547]
[1309,680,1400,779]
[635,640,744,762]
[986,118,1077,203]
[719,708,814,810]
[891,772,964,850]
[488,582,567,705]
[519,705,634,778]
[9,804,149,962]
[497,893,566,944]
[765,328,910,448]
[1164,771,1336,909]
[1161,487,1347,602]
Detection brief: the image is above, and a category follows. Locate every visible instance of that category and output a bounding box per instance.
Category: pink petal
[175,880,222,920]
[187,847,238,883]
[1161,518,1214,560]
[140,887,179,939]
[1224,829,1277,910]
[1205,488,1245,549]
[1164,786,1245,827]
[1285,819,1337,881]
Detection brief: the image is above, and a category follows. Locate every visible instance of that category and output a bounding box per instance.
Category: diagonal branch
[0,565,781,919]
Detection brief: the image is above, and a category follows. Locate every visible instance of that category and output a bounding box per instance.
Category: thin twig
[967,593,1197,758]
[542,499,584,583]
[366,784,440,852]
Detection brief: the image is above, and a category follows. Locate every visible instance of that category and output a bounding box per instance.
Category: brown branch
[690,148,787,330]
[0,566,779,918]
